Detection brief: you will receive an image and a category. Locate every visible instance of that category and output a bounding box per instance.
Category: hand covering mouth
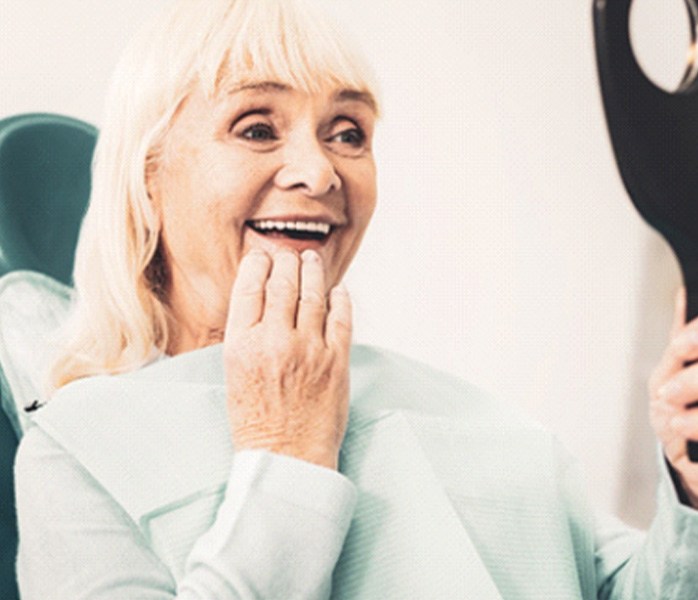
[245,219,334,241]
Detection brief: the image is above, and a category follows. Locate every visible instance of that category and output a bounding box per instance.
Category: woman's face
[148,80,377,319]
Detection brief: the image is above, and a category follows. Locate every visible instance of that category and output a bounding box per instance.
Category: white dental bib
[32,344,602,598]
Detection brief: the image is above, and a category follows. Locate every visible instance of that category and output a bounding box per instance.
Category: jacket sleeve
[594,453,698,599]
[14,425,357,600]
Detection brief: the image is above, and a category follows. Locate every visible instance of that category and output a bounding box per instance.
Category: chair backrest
[0,113,97,284]
[0,113,97,599]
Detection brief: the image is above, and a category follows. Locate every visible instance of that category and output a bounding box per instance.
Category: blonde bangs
[197,0,380,112]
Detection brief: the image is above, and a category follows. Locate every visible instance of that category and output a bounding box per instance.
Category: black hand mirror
[593,0,698,461]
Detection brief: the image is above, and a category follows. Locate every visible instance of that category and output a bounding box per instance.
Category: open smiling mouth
[246,219,333,242]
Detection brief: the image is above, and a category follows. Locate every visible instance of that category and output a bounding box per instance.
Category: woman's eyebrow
[224,82,377,113]
[334,89,377,113]
[228,81,291,95]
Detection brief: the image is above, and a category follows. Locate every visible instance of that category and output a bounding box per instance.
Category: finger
[651,323,698,395]
[649,394,676,440]
[669,409,698,440]
[296,250,326,333]
[325,283,352,351]
[657,362,698,407]
[664,436,689,465]
[226,250,272,334]
[263,250,300,328]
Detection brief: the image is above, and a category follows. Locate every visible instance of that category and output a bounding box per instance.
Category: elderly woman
[12,0,698,598]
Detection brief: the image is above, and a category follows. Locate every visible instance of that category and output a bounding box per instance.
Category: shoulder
[14,425,101,511]
[14,426,109,553]
[27,354,231,523]
[35,347,227,438]
[14,423,122,498]
[15,423,68,470]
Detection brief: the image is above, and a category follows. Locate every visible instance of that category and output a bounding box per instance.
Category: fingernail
[659,380,682,400]
[301,249,320,263]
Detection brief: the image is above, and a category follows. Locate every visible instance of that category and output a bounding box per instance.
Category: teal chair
[0,113,97,599]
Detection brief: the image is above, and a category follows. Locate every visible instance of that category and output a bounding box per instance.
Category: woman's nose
[274,135,342,197]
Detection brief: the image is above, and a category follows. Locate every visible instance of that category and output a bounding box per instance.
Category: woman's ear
[145,152,162,216]
[142,156,166,295]
[142,151,165,249]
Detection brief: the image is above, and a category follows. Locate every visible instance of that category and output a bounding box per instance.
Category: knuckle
[234,281,264,298]
[329,352,347,372]
[305,338,326,358]
[300,289,326,308]
[332,317,353,336]
[266,274,298,296]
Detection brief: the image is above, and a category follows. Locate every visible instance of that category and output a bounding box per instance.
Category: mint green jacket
[14,345,698,598]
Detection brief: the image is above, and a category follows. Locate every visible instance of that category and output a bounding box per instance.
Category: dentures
[247,220,332,241]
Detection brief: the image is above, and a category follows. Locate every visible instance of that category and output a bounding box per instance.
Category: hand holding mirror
[593,0,698,460]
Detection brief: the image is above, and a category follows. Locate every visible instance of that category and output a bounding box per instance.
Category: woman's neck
[166,322,224,355]
[164,278,228,356]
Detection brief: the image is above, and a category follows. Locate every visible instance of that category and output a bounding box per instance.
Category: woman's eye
[327,119,368,155]
[332,128,366,147]
[239,123,277,142]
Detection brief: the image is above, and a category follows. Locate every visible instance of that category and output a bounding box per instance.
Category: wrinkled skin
[148,81,377,469]
[224,249,351,469]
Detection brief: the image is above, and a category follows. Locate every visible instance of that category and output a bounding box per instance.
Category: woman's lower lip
[245,226,332,253]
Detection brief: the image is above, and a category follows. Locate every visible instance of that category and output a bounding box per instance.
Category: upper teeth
[251,220,331,234]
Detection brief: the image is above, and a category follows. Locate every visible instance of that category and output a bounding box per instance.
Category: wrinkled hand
[649,287,698,507]
[223,248,351,470]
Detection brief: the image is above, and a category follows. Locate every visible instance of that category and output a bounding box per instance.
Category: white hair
[49,0,380,391]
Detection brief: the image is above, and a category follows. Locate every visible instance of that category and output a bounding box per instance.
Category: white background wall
[0,0,686,523]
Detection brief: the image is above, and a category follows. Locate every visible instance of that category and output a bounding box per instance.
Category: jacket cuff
[180,449,357,599]
[652,447,698,595]
[231,449,358,529]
